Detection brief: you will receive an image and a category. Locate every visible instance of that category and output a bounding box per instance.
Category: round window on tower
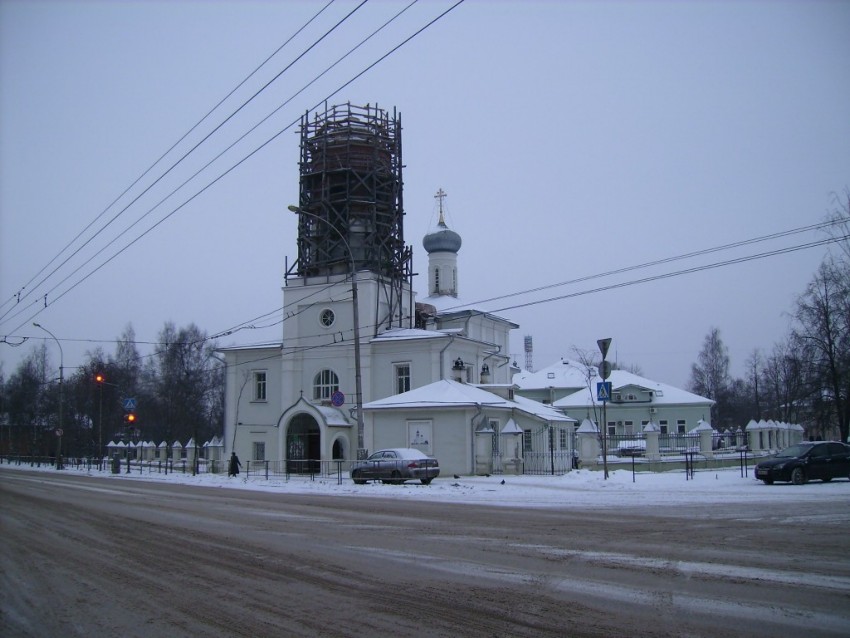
[319,308,335,328]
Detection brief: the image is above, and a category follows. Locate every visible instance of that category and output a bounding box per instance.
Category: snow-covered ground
[7,462,850,509]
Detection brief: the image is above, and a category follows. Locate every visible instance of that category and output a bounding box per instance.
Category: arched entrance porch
[287,413,321,474]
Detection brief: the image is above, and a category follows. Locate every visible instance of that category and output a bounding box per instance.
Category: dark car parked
[350,448,440,485]
[755,441,850,485]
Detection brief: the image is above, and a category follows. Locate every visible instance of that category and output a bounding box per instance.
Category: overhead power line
[0,0,364,325]
[2,0,464,334]
[0,1,339,322]
[4,227,844,370]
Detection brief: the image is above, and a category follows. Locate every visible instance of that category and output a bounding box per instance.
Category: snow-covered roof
[313,403,351,427]
[512,393,576,423]
[516,359,712,408]
[513,359,591,390]
[363,379,574,423]
[216,342,282,353]
[419,294,477,313]
[371,327,454,342]
[418,296,518,327]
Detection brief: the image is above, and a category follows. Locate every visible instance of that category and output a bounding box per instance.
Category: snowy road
[2,466,849,637]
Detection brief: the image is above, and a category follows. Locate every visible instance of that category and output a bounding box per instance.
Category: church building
[218,103,572,476]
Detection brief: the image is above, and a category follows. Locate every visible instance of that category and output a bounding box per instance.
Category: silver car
[350,448,440,485]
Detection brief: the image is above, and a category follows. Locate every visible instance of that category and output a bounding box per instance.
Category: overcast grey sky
[1,0,848,389]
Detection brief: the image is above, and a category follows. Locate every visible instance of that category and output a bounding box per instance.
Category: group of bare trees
[0,322,224,460]
[690,199,850,443]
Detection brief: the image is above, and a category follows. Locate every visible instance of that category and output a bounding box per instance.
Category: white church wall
[221,345,282,458]
[370,409,474,476]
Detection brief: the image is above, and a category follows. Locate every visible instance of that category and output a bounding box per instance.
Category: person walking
[228,452,242,477]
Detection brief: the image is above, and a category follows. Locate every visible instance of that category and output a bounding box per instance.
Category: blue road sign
[596,382,612,402]
[123,397,137,411]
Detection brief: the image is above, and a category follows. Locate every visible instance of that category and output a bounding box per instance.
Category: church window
[319,308,335,327]
[253,370,267,402]
[434,267,440,294]
[313,369,339,401]
[394,363,411,394]
[252,442,265,461]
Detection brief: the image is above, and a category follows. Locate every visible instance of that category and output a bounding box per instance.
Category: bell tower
[286,103,413,332]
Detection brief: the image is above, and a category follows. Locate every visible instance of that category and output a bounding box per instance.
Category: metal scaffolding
[286,103,413,331]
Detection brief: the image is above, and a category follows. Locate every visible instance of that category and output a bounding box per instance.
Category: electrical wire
[3,230,844,373]
[2,0,462,334]
[0,1,338,320]
[0,0,365,324]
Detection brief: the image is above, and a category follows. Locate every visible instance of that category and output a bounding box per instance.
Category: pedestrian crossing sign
[597,382,612,402]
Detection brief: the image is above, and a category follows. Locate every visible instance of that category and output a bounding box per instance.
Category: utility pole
[597,338,612,480]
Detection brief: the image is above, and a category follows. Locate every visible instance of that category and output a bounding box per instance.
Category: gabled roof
[281,396,351,427]
[363,379,574,423]
[216,342,282,353]
[515,359,711,407]
[513,359,591,391]
[371,327,453,342]
[418,296,519,327]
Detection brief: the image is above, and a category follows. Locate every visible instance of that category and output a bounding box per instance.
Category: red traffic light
[126,413,136,423]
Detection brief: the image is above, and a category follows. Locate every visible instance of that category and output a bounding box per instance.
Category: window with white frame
[559,429,568,449]
[608,422,616,437]
[394,363,411,395]
[252,442,265,461]
[625,420,634,434]
[253,370,267,402]
[523,429,532,452]
[313,369,339,401]
[677,419,686,434]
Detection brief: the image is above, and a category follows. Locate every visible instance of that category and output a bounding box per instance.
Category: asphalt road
[2,467,849,637]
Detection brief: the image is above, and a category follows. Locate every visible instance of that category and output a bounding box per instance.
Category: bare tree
[689,327,730,425]
[824,189,850,261]
[793,259,850,443]
[745,349,764,421]
[761,340,809,425]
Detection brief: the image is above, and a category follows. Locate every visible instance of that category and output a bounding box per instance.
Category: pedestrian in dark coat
[228,452,242,477]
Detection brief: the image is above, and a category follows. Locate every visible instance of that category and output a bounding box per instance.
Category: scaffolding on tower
[286,103,414,332]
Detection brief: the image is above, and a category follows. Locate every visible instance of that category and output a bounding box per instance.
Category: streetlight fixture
[288,205,366,459]
[33,322,63,470]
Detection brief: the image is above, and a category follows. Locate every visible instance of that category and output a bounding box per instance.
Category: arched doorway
[287,413,320,473]
[332,437,347,460]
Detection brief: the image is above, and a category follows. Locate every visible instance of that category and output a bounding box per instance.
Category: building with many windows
[513,359,714,437]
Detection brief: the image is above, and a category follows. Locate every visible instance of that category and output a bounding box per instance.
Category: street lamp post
[33,322,63,470]
[95,373,106,469]
[288,205,366,459]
